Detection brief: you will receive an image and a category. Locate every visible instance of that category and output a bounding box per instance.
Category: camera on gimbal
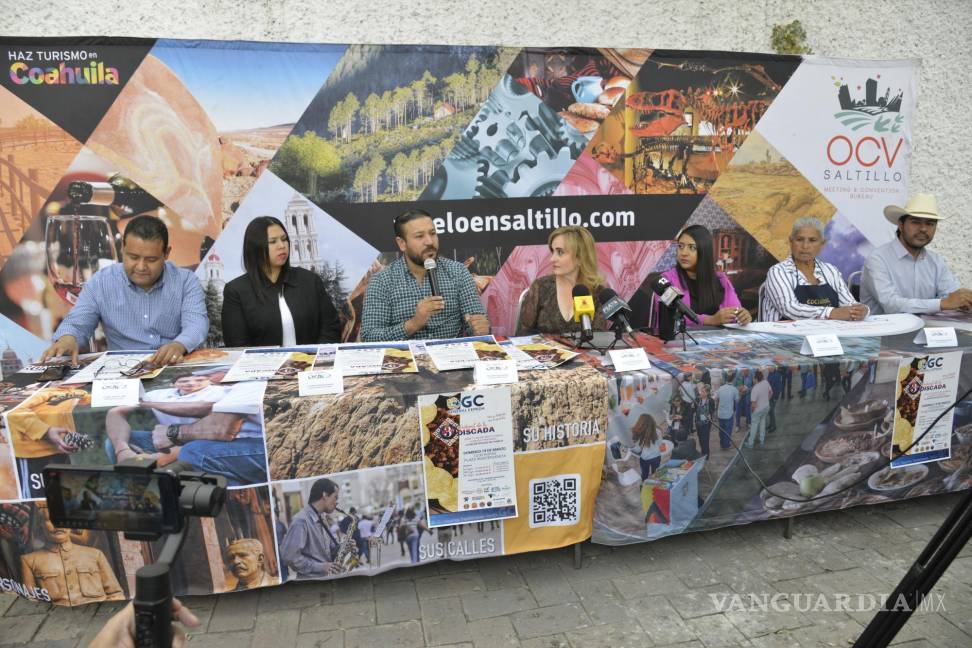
[43,457,225,540]
[43,457,226,647]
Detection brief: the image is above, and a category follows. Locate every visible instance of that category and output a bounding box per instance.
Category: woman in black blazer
[222,216,342,347]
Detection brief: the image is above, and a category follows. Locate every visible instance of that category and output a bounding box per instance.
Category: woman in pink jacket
[653,225,751,339]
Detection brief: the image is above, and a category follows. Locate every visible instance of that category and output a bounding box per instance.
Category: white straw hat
[884,193,945,226]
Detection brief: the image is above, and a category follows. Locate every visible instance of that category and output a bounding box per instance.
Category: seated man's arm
[175,272,209,353]
[936,261,962,299]
[360,274,408,342]
[862,255,942,314]
[159,412,243,446]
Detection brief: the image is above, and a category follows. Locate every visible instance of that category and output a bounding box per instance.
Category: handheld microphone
[571,284,596,340]
[648,273,701,325]
[423,258,439,297]
[596,287,635,336]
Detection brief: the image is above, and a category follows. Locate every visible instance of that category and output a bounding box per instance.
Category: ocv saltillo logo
[824,73,905,182]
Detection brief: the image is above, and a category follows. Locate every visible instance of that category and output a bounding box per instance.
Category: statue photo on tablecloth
[19,503,125,606]
[224,538,275,591]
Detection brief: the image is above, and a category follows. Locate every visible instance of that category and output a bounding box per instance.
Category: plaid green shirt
[360,256,486,342]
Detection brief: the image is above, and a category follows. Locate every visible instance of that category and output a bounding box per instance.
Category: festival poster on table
[419,387,518,527]
[334,342,418,376]
[222,347,322,382]
[68,351,165,383]
[502,338,579,369]
[425,336,511,371]
[890,352,961,467]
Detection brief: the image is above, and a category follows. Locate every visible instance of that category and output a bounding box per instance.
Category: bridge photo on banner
[0,38,950,605]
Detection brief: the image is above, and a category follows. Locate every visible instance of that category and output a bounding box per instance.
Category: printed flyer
[335,343,418,376]
[222,347,321,382]
[419,387,518,527]
[69,351,164,383]
[502,339,579,370]
[425,336,511,371]
[890,352,961,468]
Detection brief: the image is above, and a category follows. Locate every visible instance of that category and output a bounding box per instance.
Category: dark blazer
[222,266,342,347]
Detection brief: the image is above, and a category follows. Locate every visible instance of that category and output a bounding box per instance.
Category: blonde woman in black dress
[516,226,608,335]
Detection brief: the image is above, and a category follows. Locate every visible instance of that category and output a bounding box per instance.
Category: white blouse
[278,293,297,346]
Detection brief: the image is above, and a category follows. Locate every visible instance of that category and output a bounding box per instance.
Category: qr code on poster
[529,474,580,528]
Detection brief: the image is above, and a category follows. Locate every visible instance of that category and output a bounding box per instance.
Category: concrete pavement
[2,492,970,647]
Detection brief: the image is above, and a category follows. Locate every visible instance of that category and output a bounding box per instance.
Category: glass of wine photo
[45,212,118,305]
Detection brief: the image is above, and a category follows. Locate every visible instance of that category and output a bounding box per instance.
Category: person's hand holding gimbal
[89,598,200,648]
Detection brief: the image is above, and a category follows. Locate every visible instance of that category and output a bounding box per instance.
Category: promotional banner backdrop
[0,38,918,603]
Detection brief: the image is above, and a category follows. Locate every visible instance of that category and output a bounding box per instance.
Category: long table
[588,326,972,544]
[1,325,971,604]
[0,343,607,602]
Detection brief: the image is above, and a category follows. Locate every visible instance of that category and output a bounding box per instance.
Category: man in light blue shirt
[41,215,208,365]
[861,193,972,315]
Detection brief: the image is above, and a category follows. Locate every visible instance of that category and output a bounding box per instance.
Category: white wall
[5,0,971,283]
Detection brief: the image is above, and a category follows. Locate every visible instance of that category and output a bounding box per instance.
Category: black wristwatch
[166,424,183,446]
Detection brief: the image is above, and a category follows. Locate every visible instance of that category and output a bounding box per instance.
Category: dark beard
[406,250,436,267]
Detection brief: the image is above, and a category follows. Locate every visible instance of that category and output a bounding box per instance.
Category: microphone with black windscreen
[647,273,701,325]
[596,287,635,336]
[423,258,439,297]
[571,284,596,341]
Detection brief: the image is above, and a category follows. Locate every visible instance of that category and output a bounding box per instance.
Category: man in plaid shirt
[361,209,490,342]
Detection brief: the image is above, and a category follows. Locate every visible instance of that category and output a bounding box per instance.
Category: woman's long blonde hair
[548,226,604,292]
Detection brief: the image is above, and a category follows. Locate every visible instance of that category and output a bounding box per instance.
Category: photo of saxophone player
[279,478,342,577]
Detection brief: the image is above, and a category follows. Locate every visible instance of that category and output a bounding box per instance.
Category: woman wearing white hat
[861,193,972,314]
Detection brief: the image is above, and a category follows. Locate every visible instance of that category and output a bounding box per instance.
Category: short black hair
[123,214,169,250]
[308,478,338,504]
[394,208,433,239]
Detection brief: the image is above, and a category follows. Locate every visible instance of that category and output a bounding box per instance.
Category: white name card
[608,348,652,372]
[298,369,344,396]
[800,334,844,357]
[474,360,519,385]
[91,379,142,407]
[913,327,958,348]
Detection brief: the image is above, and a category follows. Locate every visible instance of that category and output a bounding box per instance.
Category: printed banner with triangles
[0,39,917,353]
[0,37,920,604]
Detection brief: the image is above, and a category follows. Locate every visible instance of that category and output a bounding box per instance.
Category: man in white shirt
[105,368,268,486]
[861,193,972,314]
[104,372,226,463]
[746,369,773,448]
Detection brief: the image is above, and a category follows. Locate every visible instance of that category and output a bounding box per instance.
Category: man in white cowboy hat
[860,193,972,315]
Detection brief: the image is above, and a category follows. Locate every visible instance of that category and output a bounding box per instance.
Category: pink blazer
[651,267,741,330]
